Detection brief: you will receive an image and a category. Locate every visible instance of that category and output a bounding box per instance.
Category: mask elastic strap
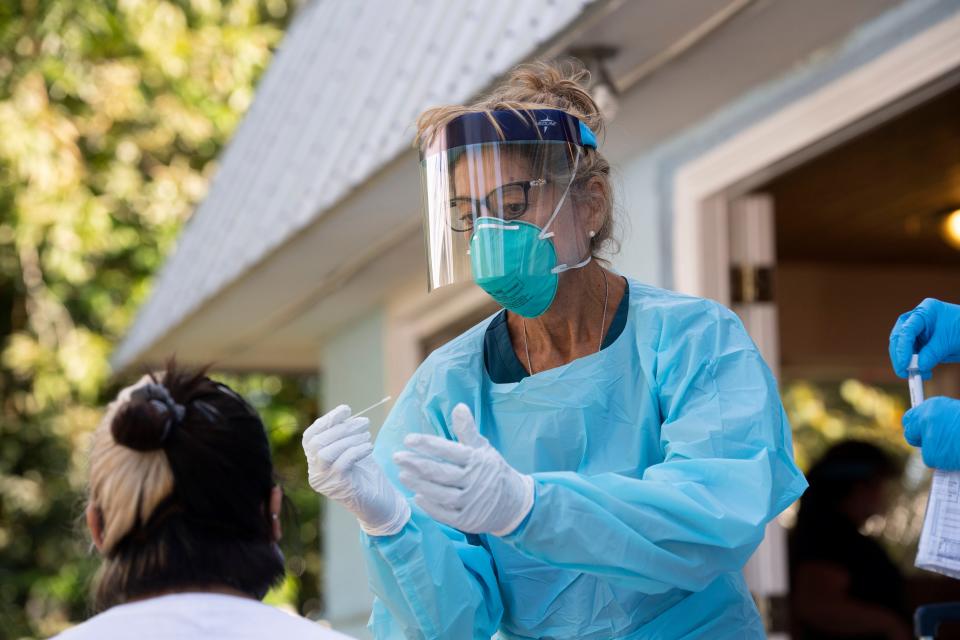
[551,254,592,275]
[537,147,582,242]
[537,147,592,273]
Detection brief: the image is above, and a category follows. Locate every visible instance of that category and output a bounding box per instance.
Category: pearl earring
[588,230,596,238]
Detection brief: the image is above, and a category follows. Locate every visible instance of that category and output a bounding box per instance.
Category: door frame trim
[672,11,960,301]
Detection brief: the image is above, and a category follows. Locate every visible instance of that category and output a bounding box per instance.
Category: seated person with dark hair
[790,440,910,640]
[56,363,349,639]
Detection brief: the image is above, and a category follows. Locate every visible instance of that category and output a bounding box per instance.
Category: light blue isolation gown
[361,280,807,639]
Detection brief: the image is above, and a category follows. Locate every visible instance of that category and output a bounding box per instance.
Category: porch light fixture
[942,208,960,250]
[568,46,620,121]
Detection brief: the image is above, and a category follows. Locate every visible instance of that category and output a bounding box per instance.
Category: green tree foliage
[0,1,325,637]
[784,379,912,473]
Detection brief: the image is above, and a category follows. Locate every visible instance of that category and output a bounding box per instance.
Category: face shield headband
[426,108,598,153]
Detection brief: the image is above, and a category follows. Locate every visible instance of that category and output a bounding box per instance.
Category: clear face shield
[419,109,599,316]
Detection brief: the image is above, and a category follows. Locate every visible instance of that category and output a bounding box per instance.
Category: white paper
[916,469,960,578]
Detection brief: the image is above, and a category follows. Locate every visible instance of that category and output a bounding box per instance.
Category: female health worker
[301,61,807,639]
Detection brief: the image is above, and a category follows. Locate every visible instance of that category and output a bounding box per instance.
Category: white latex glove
[302,405,410,536]
[393,403,534,536]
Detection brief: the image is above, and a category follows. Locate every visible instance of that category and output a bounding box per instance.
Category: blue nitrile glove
[889,298,960,379]
[904,397,960,471]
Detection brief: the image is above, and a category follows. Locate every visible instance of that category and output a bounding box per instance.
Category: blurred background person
[790,440,910,640]
[56,363,349,640]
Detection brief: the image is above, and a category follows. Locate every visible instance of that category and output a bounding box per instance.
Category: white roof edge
[113,0,597,372]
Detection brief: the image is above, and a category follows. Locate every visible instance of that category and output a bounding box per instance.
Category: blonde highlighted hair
[89,377,176,553]
[416,59,617,256]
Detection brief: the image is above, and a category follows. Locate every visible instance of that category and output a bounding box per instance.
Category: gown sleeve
[360,371,504,640]
[500,299,808,594]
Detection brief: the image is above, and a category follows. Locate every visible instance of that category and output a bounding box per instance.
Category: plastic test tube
[903,355,928,489]
[908,354,925,409]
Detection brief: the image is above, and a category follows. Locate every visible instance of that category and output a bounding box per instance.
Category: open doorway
[758,77,960,483]
[742,76,960,637]
[770,80,960,392]
[668,15,960,637]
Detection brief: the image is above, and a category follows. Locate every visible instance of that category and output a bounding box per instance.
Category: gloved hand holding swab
[301,396,408,537]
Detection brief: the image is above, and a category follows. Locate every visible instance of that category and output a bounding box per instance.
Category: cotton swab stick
[353,396,392,418]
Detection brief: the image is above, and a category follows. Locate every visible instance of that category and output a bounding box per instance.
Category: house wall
[611,0,960,290]
[612,155,664,284]
[778,262,960,381]
[319,310,387,639]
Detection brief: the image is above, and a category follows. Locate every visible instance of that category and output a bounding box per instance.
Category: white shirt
[53,592,354,640]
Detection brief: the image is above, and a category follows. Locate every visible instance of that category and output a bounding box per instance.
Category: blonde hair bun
[490,59,604,137]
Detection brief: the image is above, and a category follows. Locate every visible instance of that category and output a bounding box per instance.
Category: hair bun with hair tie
[111,383,186,451]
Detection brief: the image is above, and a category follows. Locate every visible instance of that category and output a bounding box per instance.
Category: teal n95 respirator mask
[418,109,598,317]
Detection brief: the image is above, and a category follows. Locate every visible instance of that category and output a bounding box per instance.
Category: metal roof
[113,0,594,371]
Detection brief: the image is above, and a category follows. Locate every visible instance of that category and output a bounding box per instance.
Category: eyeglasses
[449,179,547,232]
